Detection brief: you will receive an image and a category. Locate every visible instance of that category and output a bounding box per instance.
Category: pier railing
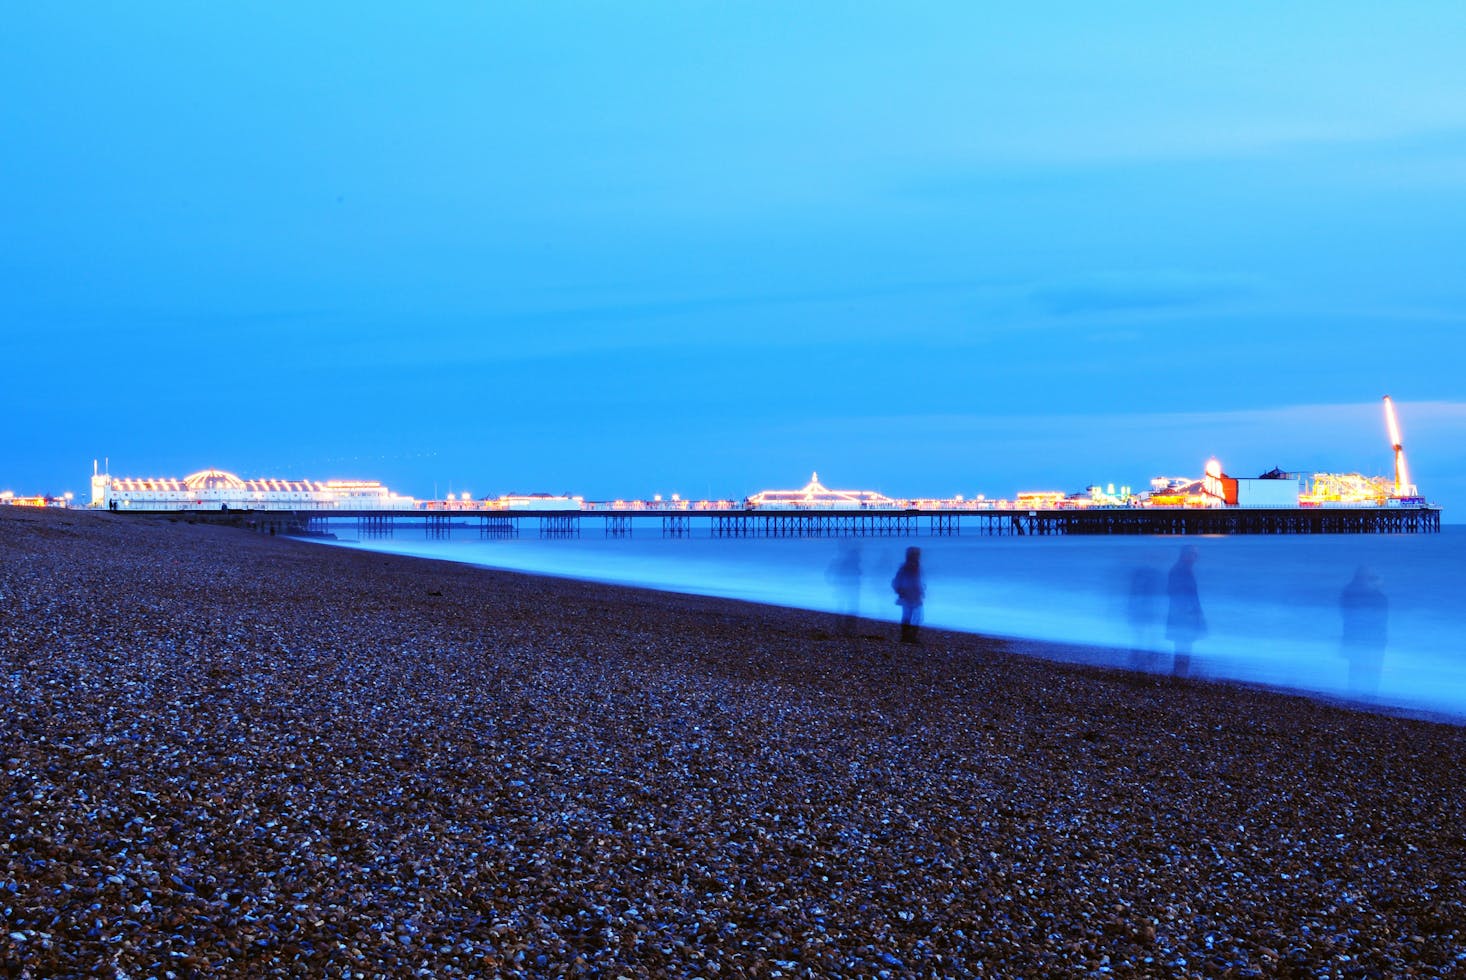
[114,505,1442,538]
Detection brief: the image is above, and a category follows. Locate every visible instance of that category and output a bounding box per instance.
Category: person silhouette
[1126,564,1164,671]
[1165,546,1206,677]
[826,541,863,635]
[1340,566,1388,698]
[891,546,925,644]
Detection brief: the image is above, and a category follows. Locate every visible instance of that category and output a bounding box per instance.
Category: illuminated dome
[183,468,247,491]
[747,472,897,509]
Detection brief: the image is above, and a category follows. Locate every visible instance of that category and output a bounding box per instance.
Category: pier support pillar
[358,514,394,539]
[480,516,518,539]
[929,514,960,537]
[540,515,580,538]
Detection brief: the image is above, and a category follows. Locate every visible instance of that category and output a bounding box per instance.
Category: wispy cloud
[1029,272,1256,317]
[813,400,1466,436]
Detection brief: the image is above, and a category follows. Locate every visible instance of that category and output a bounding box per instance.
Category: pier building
[89,466,413,512]
[495,492,582,511]
[1201,459,1306,508]
[744,472,897,509]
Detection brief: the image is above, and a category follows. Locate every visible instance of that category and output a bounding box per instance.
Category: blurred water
[314,523,1466,720]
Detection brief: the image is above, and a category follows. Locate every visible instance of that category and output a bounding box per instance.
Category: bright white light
[1384,395,1403,448]
[1384,396,1412,494]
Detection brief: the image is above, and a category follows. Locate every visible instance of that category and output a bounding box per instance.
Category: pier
[87,443,1443,540]
[125,505,1442,538]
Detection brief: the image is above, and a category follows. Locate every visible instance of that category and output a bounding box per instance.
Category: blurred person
[1340,566,1388,698]
[1166,545,1206,677]
[891,546,925,644]
[1126,564,1165,671]
[826,540,863,635]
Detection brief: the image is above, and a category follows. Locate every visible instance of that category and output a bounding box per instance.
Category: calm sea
[310,522,1466,720]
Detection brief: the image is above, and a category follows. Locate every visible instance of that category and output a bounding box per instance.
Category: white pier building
[745,472,898,510]
[89,466,414,512]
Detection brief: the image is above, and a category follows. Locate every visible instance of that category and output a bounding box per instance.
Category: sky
[5,3,1466,511]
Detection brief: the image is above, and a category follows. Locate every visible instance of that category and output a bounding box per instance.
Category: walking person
[1340,565,1388,699]
[826,541,863,636]
[1125,564,1164,672]
[891,546,925,644]
[1166,545,1206,677]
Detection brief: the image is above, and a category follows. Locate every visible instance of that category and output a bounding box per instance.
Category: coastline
[312,530,1466,727]
[3,507,1463,975]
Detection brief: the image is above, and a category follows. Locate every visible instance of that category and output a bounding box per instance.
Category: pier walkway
[119,505,1443,538]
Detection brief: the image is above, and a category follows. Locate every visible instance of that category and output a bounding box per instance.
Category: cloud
[1030,273,1256,317]
[813,400,1466,438]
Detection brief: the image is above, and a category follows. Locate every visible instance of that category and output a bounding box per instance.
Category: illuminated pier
[94,469,1442,538]
[85,398,1443,536]
[87,471,1444,537]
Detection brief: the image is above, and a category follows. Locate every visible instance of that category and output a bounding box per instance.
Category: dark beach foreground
[2,508,1463,978]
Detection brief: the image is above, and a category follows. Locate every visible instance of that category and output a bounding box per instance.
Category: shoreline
[4,507,1464,975]
[306,531,1466,728]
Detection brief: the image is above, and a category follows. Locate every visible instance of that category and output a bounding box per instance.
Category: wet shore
[2,507,1463,976]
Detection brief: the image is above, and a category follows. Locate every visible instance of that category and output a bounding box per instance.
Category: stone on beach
[2,507,1464,976]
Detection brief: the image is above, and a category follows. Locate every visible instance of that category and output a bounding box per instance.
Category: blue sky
[5,3,1466,510]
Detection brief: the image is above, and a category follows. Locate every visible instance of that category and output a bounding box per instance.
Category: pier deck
[116,506,1442,538]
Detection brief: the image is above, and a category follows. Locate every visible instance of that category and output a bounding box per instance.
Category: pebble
[1,507,1464,976]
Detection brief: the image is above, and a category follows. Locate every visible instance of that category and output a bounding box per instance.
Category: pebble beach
[2,507,1464,978]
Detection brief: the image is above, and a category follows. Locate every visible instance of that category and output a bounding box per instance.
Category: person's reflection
[1340,566,1388,699]
[826,540,863,635]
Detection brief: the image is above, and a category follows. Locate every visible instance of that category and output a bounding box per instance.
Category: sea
[309,522,1466,721]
